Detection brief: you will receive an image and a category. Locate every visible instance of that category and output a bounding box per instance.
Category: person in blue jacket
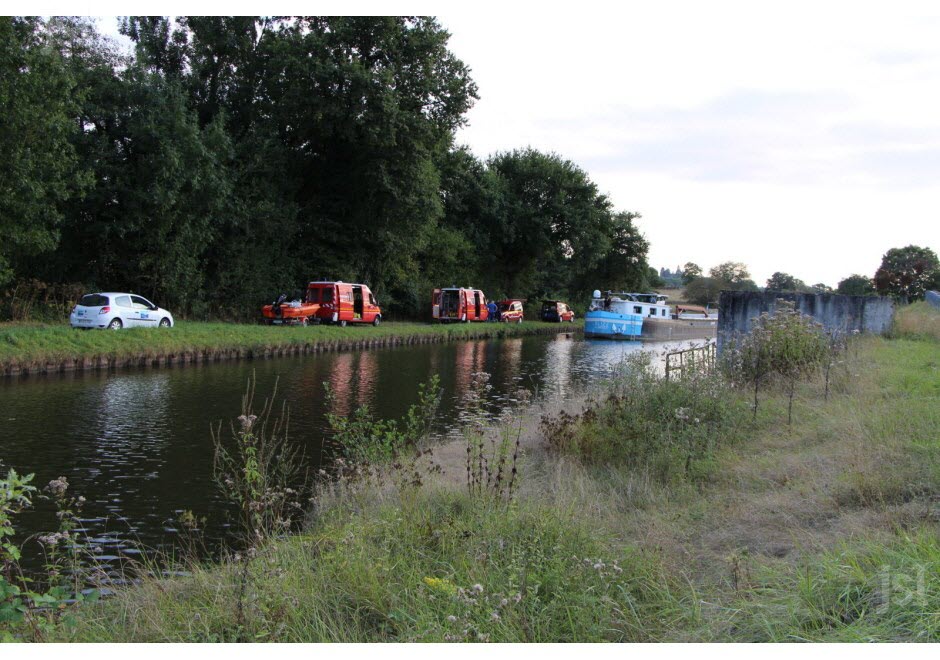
[487,300,499,322]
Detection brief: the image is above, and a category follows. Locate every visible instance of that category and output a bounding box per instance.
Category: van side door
[366,289,380,321]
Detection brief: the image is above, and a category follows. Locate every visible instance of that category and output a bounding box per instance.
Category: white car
[70,292,174,330]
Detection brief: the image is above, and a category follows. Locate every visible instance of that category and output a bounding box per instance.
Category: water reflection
[1,334,706,570]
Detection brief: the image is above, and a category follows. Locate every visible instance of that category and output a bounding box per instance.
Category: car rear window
[80,294,109,307]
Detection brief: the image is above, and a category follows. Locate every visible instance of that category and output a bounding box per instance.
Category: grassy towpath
[0,319,581,375]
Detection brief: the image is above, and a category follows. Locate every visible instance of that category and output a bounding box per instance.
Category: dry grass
[893,300,940,341]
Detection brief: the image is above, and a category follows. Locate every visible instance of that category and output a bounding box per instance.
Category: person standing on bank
[487,299,499,321]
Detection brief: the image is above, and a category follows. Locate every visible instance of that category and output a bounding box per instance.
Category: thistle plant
[212,374,307,639]
[463,373,526,502]
[213,375,306,544]
[0,464,99,641]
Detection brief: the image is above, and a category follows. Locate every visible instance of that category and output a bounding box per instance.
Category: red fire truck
[262,281,382,326]
[432,287,489,322]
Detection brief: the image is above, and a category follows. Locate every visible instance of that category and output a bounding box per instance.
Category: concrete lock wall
[717,291,896,353]
[927,290,940,310]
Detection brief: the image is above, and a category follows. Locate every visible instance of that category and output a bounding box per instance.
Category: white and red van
[432,287,489,322]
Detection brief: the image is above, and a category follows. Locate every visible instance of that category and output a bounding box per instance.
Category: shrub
[325,375,442,466]
[723,300,830,423]
[541,354,748,482]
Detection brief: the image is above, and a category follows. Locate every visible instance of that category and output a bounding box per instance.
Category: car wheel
[159,318,171,328]
[372,315,381,327]
[108,318,123,330]
[517,317,522,324]
[300,317,309,327]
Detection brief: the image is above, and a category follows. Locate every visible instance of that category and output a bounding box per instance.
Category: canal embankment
[5,304,937,642]
[0,320,581,377]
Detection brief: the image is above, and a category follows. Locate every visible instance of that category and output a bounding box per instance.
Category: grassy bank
[893,300,940,342]
[3,306,938,642]
[0,320,580,375]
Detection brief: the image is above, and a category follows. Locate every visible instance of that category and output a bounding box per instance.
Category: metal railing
[665,342,716,381]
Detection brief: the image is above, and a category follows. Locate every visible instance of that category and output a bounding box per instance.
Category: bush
[325,375,442,466]
[723,300,830,423]
[541,354,749,482]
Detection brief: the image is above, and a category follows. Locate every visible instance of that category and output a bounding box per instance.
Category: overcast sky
[89,3,940,286]
[438,2,940,285]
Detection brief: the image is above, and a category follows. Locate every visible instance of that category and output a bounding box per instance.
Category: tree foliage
[873,245,940,302]
[709,261,752,286]
[0,17,89,287]
[765,272,806,292]
[681,262,702,285]
[836,274,875,297]
[1,17,651,320]
[682,277,724,306]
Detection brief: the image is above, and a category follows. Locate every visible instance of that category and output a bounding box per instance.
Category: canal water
[0,333,695,572]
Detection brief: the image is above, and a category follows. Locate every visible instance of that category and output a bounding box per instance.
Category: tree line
[677,245,939,306]
[0,16,654,321]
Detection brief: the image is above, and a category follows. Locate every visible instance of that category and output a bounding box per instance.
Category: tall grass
[718,530,940,641]
[3,329,937,642]
[27,487,695,642]
[892,301,940,342]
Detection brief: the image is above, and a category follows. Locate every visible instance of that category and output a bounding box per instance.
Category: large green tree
[873,245,940,302]
[836,274,875,297]
[681,262,702,285]
[766,272,807,292]
[1,16,651,320]
[0,17,88,286]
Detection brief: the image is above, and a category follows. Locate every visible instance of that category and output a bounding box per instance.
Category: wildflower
[491,612,500,621]
[499,598,509,608]
[477,633,490,642]
[512,592,522,603]
[471,583,484,594]
[237,414,258,432]
[423,577,458,596]
[45,476,69,498]
[38,533,61,547]
[674,407,690,421]
[446,615,457,623]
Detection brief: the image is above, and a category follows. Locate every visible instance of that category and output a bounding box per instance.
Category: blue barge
[584,290,671,339]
